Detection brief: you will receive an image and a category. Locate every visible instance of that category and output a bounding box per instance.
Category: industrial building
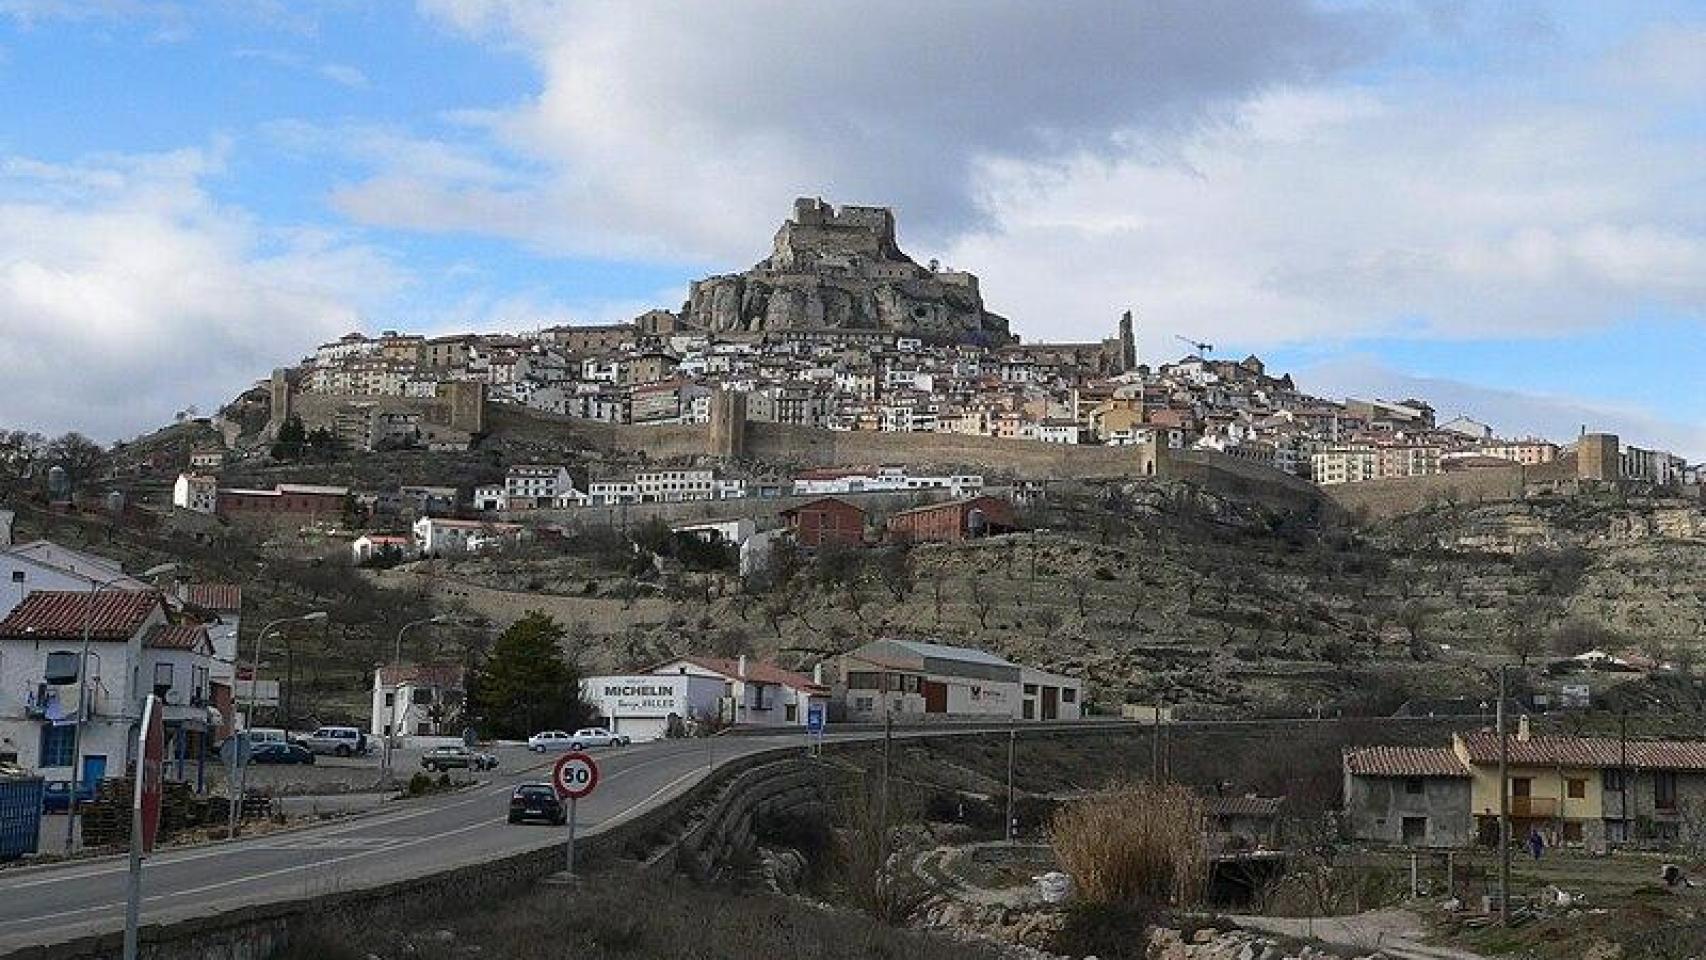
[835,639,1083,723]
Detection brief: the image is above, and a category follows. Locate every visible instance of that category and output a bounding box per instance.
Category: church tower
[1118,310,1137,373]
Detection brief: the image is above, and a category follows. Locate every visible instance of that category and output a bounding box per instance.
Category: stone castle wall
[1321,465,1528,518]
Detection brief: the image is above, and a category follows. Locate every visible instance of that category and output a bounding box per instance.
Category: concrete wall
[674,758,839,881]
[1343,775,1473,848]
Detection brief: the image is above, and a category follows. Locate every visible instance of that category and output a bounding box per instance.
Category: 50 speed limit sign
[552,751,599,800]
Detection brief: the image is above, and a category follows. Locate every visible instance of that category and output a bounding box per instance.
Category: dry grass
[1051,781,1208,907]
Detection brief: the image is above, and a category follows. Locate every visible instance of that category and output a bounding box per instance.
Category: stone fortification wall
[1321,465,1527,519]
[744,422,1163,480]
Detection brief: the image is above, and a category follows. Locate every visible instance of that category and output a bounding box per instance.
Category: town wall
[1321,466,1527,519]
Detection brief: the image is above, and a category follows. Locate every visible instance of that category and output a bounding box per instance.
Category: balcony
[1510,797,1558,818]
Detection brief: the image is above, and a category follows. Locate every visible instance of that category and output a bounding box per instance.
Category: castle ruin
[678,198,1013,344]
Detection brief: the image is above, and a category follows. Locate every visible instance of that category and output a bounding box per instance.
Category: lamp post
[232,611,326,836]
[64,561,177,856]
[382,615,448,782]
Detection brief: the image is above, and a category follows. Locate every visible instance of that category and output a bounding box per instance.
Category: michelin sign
[591,676,689,714]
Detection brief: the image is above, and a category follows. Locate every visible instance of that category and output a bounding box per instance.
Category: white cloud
[0,147,403,440]
[232,49,370,89]
[316,62,368,89]
[1297,355,1706,460]
[358,0,1378,261]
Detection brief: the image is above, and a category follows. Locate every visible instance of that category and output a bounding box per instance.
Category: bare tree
[1067,575,1091,618]
[968,576,994,630]
[929,567,948,625]
[1035,607,1063,638]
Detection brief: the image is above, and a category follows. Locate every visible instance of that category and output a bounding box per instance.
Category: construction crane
[1173,334,1213,356]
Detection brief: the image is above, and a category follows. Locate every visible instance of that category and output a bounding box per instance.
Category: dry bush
[1051,781,1208,906]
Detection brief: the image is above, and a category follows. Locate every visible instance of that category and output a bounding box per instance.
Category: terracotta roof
[662,656,826,692]
[1344,746,1470,778]
[1209,796,1284,817]
[780,497,866,516]
[0,590,161,641]
[144,624,212,653]
[378,664,466,688]
[1457,732,1706,772]
[183,583,242,611]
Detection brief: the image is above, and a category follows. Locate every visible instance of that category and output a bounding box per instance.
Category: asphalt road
[0,733,805,956]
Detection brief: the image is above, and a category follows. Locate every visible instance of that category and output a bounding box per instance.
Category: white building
[472,484,507,512]
[351,534,414,564]
[635,469,716,503]
[836,639,1085,724]
[791,467,984,498]
[579,673,724,742]
[0,590,217,778]
[412,517,526,556]
[172,473,218,514]
[1,540,150,620]
[370,664,466,745]
[506,464,574,504]
[651,656,829,728]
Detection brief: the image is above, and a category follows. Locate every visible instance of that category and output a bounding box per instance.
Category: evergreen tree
[469,611,590,738]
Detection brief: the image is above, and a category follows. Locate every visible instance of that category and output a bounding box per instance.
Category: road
[0,733,800,956]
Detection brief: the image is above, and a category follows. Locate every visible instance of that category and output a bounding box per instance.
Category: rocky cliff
[681,197,1012,343]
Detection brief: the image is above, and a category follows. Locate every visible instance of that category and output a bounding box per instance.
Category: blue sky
[0,1,1702,458]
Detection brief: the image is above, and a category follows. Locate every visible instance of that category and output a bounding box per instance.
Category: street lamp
[231,611,327,837]
[64,561,176,855]
[382,615,450,782]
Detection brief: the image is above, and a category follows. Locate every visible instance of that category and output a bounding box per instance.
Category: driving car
[250,742,315,765]
[301,726,369,757]
[507,783,567,825]
[420,745,498,772]
[527,727,630,752]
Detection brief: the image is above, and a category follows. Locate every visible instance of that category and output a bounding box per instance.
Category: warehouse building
[835,639,1083,723]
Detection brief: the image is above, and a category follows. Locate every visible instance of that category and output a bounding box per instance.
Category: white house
[472,484,508,512]
[412,517,526,556]
[635,469,717,503]
[505,464,575,505]
[649,656,829,728]
[0,590,199,780]
[671,518,756,548]
[370,664,466,745]
[351,534,414,564]
[1,540,151,621]
[171,473,218,514]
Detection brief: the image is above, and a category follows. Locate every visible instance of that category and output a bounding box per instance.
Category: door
[1401,817,1427,845]
[1041,686,1059,721]
[922,681,947,714]
[82,754,107,786]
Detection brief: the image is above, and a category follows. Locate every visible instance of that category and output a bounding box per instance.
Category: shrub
[1051,781,1208,907]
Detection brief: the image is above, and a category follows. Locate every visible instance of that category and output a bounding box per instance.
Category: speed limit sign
[552,751,599,800]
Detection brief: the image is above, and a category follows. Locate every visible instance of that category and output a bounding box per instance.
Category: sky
[0,1,1702,459]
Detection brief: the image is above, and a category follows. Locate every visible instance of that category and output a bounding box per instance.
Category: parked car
[507,783,566,825]
[420,745,497,772]
[250,742,315,765]
[527,727,630,752]
[301,726,369,757]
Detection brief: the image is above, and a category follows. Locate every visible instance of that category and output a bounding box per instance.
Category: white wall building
[836,639,1085,724]
[650,656,828,728]
[171,473,218,514]
[413,517,525,556]
[578,673,724,742]
[370,664,466,744]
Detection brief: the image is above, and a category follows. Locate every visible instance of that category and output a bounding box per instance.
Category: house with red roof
[649,655,829,728]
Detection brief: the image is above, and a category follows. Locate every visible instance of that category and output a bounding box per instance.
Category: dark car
[421,745,498,772]
[250,742,316,765]
[508,783,566,825]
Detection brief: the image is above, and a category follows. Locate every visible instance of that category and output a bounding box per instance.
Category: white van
[302,726,369,757]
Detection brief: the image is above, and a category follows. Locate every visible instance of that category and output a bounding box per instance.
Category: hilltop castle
[677,198,1013,344]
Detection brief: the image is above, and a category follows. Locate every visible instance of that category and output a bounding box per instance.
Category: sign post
[551,752,599,879]
[805,702,826,756]
[125,694,165,960]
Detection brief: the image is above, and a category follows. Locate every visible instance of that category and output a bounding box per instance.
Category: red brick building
[780,497,866,548]
[886,495,1016,544]
[216,483,349,524]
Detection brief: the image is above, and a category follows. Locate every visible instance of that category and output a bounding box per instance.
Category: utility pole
[1497,665,1511,926]
[1005,719,1016,843]
[877,701,892,903]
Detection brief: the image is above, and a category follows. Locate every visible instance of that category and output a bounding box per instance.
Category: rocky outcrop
[682,197,1012,344]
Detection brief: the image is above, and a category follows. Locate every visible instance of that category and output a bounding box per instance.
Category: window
[1062,688,1077,704]
[44,651,80,685]
[411,688,433,705]
[785,703,797,722]
[1562,821,1583,843]
[854,697,873,712]
[10,570,23,582]
[153,662,173,692]
[1405,778,1425,795]
[384,692,395,707]
[39,725,75,767]
[1656,771,1679,811]
[1603,768,1626,791]
[1023,684,1038,695]
[1567,778,1587,800]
